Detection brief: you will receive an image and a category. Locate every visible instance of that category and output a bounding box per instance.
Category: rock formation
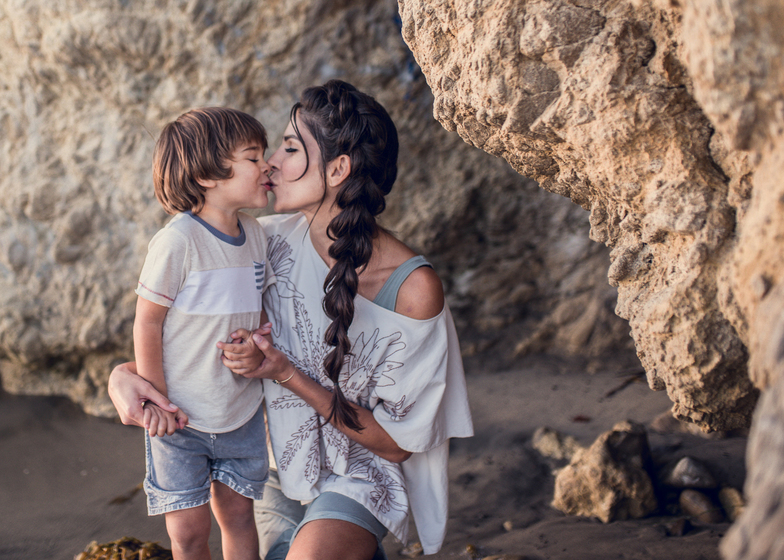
[0,0,630,415]
[397,0,784,557]
[398,0,758,432]
[722,381,784,560]
[552,420,658,523]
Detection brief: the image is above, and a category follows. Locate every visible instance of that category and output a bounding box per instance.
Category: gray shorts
[143,404,268,515]
[264,488,387,560]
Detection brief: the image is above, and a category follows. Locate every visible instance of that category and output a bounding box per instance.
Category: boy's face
[210,143,272,211]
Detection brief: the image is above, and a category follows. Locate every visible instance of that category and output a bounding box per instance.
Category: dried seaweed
[74,536,172,560]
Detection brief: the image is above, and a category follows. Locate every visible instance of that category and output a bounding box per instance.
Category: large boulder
[398,0,784,557]
[397,0,757,432]
[0,0,629,414]
[552,420,658,523]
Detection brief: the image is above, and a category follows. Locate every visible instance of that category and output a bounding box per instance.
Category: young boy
[133,107,274,560]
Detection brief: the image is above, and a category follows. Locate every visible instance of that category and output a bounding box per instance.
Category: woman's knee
[289,519,377,560]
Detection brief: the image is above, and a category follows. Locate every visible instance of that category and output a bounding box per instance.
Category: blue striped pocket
[254,261,266,291]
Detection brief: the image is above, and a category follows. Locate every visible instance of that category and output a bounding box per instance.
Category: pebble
[399,542,423,558]
[75,537,172,560]
[718,486,746,521]
[502,520,514,532]
[664,456,718,489]
[663,517,692,536]
[650,410,725,439]
[679,489,724,523]
[532,426,583,461]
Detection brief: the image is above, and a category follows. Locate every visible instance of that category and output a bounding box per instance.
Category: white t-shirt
[136,211,275,433]
[259,213,474,553]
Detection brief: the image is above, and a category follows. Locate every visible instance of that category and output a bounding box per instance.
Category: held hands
[108,362,187,435]
[143,401,189,437]
[220,323,297,383]
[217,322,272,375]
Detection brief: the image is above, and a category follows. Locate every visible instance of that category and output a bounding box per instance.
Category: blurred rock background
[0,0,631,416]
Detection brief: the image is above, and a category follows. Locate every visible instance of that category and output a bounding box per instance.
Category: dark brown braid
[291,80,398,431]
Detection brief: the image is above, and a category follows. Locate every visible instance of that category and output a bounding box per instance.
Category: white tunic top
[259,213,474,553]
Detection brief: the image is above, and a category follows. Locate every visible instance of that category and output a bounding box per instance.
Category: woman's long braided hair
[291,80,398,431]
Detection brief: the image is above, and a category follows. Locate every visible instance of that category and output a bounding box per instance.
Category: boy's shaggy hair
[152,107,267,214]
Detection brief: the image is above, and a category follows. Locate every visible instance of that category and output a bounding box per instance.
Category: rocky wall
[680,2,784,559]
[398,0,784,557]
[397,0,760,432]
[0,0,631,415]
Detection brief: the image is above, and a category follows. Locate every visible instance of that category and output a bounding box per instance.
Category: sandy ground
[0,357,747,560]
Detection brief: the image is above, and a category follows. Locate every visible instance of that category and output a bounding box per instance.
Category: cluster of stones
[535,421,745,527]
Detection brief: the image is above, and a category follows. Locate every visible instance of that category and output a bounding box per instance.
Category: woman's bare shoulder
[395,264,445,320]
[373,232,444,320]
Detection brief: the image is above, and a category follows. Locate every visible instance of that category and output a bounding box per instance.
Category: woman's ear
[326,155,351,187]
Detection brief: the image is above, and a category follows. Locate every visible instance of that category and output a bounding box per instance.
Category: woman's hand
[108,362,186,434]
[220,326,296,384]
[246,332,298,382]
[246,333,411,463]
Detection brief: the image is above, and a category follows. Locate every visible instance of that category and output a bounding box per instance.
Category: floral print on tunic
[265,234,413,516]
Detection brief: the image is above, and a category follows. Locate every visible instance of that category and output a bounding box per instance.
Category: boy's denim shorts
[143,404,268,515]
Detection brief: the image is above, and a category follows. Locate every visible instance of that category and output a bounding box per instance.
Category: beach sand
[0,357,746,560]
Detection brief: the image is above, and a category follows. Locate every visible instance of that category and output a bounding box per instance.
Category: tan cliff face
[0,0,630,415]
[398,1,784,558]
[398,0,761,431]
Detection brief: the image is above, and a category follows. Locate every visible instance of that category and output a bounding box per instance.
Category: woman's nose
[266,148,282,170]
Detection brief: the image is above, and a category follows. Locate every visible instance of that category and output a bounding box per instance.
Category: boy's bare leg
[165,504,212,560]
[211,481,261,560]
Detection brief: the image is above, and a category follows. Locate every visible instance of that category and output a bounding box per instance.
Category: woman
[109,80,473,560]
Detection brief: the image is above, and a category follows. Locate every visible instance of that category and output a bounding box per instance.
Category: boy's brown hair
[152,107,267,214]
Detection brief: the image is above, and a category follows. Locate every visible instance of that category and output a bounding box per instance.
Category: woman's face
[266,117,326,218]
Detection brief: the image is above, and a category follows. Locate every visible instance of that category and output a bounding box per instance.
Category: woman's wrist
[273,364,298,385]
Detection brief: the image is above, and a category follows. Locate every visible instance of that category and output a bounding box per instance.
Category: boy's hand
[143,402,189,437]
[108,362,182,429]
[218,324,271,375]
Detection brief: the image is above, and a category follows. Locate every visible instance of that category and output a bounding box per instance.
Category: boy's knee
[170,526,210,552]
[213,482,253,512]
[166,508,211,550]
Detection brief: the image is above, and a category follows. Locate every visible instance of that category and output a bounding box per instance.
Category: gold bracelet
[273,371,296,385]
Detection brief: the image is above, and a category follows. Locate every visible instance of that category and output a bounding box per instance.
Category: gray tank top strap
[373,255,432,311]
